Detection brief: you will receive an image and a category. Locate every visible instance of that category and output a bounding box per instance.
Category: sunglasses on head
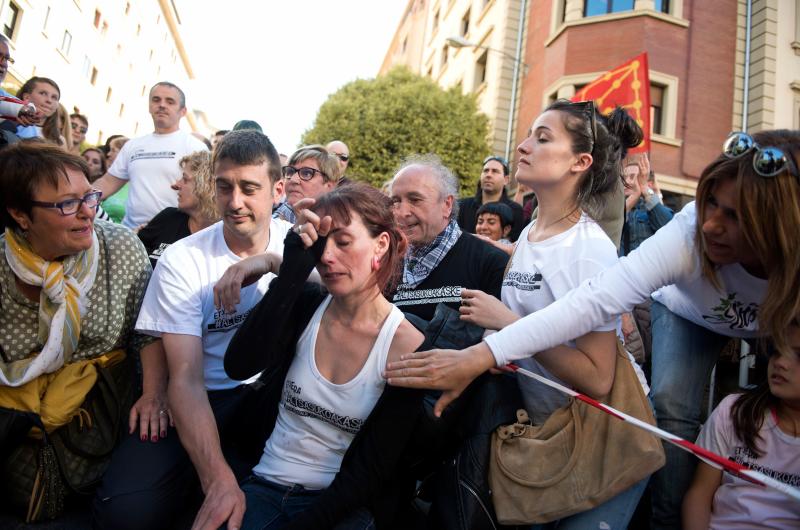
[722,132,798,178]
[569,100,597,151]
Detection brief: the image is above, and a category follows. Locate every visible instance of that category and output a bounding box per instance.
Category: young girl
[387,129,800,527]
[682,322,800,528]
[457,99,645,527]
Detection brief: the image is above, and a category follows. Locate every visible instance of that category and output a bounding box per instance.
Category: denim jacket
[621,194,674,256]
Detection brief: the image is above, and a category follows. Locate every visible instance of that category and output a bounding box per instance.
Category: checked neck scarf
[402,219,462,288]
[1,227,99,386]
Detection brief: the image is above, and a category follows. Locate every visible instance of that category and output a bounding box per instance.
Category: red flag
[571,52,650,154]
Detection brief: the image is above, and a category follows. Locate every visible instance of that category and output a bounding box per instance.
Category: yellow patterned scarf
[1,228,99,386]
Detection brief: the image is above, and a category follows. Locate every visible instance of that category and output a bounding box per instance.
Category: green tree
[302,67,491,195]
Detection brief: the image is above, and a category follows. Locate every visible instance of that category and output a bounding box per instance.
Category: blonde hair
[695,130,800,353]
[179,151,219,223]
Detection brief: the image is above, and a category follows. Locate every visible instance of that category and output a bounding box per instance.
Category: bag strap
[56,364,122,459]
[494,401,584,487]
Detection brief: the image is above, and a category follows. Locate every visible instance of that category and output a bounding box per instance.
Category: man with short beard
[457,155,525,241]
[94,130,292,530]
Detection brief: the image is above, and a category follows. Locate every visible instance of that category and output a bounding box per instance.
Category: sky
[179,1,409,154]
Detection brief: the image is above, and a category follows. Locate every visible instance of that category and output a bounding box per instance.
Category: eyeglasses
[71,122,88,134]
[722,132,799,178]
[0,54,14,64]
[333,153,349,163]
[570,100,597,151]
[30,190,103,216]
[282,165,328,181]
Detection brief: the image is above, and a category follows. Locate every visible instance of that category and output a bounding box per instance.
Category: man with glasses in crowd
[272,144,341,224]
[457,155,525,242]
[93,81,208,229]
[326,139,350,176]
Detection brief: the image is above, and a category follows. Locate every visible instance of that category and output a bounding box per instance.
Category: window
[91,67,98,85]
[60,30,72,55]
[654,0,670,13]
[134,122,139,135]
[118,103,125,117]
[474,50,487,91]
[441,45,449,68]
[2,2,20,39]
[82,55,91,78]
[432,8,439,33]
[401,36,407,53]
[136,24,141,36]
[125,2,131,15]
[427,66,433,77]
[651,83,664,135]
[141,84,146,96]
[149,49,154,60]
[584,0,634,17]
[106,87,112,103]
[101,21,108,36]
[461,8,471,37]
[93,9,102,28]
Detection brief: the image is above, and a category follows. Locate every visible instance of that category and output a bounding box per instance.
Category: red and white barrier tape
[506,362,800,502]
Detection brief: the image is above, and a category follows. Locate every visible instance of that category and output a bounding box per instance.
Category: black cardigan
[224,232,430,529]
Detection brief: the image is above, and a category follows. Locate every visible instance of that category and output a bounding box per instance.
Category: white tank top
[253,296,404,489]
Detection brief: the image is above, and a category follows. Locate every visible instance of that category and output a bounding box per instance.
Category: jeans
[529,476,649,530]
[649,301,729,530]
[94,385,260,530]
[240,475,374,530]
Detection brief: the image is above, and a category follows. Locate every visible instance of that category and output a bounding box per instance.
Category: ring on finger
[293,224,304,234]
[158,409,168,416]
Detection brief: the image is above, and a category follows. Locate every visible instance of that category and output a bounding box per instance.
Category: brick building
[517,1,739,200]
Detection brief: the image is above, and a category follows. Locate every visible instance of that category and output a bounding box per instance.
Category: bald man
[325,140,350,175]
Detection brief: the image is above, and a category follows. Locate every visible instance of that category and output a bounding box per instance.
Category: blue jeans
[649,301,729,530]
[529,476,649,530]
[239,475,374,530]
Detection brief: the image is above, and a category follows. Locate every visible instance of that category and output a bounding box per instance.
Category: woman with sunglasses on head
[421,99,647,528]
[272,145,342,224]
[385,129,800,528]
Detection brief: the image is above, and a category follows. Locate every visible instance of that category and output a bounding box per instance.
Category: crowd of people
[0,30,799,530]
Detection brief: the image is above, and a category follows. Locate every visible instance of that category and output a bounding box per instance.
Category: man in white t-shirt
[93,130,291,530]
[93,82,208,228]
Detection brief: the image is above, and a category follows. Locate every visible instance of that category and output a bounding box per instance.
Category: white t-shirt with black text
[108,129,208,228]
[501,215,621,423]
[135,219,293,390]
[697,394,800,528]
[486,202,768,366]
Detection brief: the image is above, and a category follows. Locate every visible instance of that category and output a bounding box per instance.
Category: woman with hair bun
[417,99,647,528]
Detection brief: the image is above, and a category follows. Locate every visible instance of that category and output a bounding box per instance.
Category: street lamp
[445,35,527,163]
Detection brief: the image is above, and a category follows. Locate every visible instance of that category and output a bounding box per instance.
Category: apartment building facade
[0,0,202,145]
[381,0,529,160]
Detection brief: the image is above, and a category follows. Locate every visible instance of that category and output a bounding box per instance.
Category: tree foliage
[301,67,491,194]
